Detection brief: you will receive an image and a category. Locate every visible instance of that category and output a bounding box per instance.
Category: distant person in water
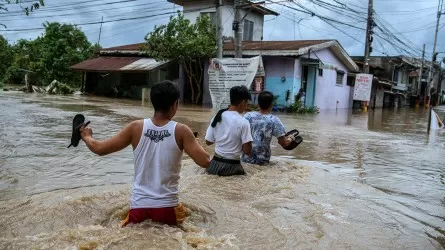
[80,80,210,227]
[205,85,253,176]
[242,91,293,165]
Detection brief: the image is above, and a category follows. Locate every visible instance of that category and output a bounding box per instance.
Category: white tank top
[130,119,182,209]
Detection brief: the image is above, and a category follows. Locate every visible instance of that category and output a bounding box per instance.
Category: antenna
[97,16,103,46]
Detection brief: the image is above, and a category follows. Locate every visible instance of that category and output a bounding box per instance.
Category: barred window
[336,70,345,85]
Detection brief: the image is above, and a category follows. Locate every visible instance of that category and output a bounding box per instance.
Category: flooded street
[0,91,444,249]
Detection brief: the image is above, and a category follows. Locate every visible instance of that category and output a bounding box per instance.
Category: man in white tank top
[80,80,210,226]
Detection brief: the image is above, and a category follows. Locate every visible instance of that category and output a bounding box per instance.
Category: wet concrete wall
[311,48,352,110]
[263,56,297,106]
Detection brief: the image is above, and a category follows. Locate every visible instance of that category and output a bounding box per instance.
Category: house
[169,0,279,41]
[71,0,278,101]
[201,40,359,110]
[71,45,179,100]
[352,56,440,108]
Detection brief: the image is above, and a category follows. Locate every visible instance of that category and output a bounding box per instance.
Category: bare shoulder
[129,119,144,130]
[175,122,193,135]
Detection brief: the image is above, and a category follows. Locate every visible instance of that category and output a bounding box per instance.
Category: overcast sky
[0,0,444,60]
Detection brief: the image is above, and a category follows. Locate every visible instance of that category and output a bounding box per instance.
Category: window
[393,68,399,82]
[243,20,254,41]
[200,12,216,25]
[336,70,345,85]
[318,68,323,77]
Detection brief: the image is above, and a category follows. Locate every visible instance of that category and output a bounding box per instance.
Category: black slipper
[283,129,303,150]
[68,114,89,148]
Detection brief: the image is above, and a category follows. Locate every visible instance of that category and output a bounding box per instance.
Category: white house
[200,40,360,110]
[168,0,279,41]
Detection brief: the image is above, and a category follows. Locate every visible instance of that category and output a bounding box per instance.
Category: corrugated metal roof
[223,40,332,51]
[71,57,168,72]
[121,58,167,71]
[102,43,144,51]
[100,40,332,53]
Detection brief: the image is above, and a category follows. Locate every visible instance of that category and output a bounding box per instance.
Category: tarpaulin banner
[208,56,264,109]
[353,73,373,101]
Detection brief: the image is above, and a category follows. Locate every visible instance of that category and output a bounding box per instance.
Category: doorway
[302,65,317,107]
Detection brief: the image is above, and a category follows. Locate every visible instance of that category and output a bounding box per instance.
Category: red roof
[71,57,141,71]
[101,43,144,51]
[100,40,332,53]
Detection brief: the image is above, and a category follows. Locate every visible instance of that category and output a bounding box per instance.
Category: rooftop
[223,40,332,51]
[168,0,279,16]
[71,57,168,72]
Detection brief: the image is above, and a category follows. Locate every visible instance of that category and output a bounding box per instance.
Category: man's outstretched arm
[80,121,136,156]
[178,124,211,168]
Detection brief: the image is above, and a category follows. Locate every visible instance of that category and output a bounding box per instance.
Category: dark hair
[230,85,251,105]
[150,80,180,113]
[258,91,274,110]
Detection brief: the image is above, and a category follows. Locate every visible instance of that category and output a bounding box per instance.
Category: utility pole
[216,0,223,58]
[362,0,373,111]
[426,0,443,107]
[417,44,425,107]
[363,0,374,74]
[97,16,103,46]
[234,0,243,58]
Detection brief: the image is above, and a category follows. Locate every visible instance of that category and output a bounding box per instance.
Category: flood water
[0,91,444,249]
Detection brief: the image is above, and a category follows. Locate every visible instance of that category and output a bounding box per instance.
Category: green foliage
[287,100,320,114]
[144,12,216,104]
[38,22,92,86]
[55,82,74,95]
[0,35,13,80]
[2,22,95,88]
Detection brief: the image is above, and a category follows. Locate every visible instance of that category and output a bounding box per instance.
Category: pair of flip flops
[67,114,90,148]
[282,129,303,151]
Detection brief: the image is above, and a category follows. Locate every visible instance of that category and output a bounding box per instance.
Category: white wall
[182,2,264,41]
[310,48,352,110]
[182,2,215,25]
[242,10,264,40]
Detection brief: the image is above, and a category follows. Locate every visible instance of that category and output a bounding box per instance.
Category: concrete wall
[293,59,302,103]
[183,3,264,41]
[263,56,296,106]
[240,9,264,41]
[183,1,215,26]
[375,89,385,108]
[310,48,352,110]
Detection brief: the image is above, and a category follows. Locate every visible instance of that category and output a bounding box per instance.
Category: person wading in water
[242,91,294,165]
[205,85,253,176]
[79,80,210,226]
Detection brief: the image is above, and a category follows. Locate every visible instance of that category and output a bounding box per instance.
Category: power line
[0,7,211,32]
[0,1,170,21]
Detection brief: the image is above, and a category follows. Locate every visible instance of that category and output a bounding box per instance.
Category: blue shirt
[242,111,286,165]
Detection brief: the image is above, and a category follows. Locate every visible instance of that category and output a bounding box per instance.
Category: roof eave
[222,40,359,72]
[245,4,279,16]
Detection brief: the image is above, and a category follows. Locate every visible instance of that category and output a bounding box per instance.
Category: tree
[38,22,93,86]
[3,22,95,87]
[0,35,13,83]
[145,12,216,104]
[0,0,44,28]
[2,38,43,86]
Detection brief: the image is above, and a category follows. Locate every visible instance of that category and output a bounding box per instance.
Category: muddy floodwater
[0,91,444,249]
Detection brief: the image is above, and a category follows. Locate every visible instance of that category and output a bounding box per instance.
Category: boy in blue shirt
[242,91,293,165]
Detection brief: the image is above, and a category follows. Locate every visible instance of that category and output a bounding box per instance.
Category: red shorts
[120,203,187,227]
